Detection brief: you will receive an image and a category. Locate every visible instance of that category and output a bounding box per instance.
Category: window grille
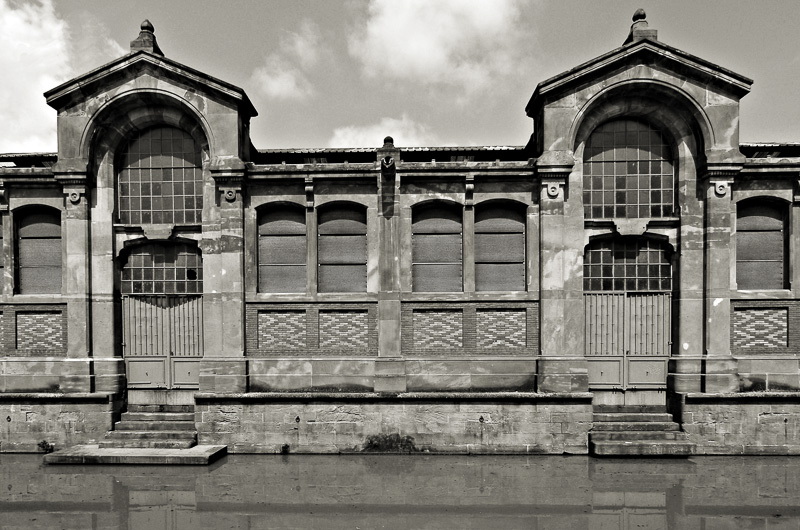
[318,204,367,292]
[736,200,787,290]
[118,126,202,225]
[412,203,462,292]
[258,205,307,293]
[16,209,61,294]
[583,120,674,219]
[121,243,202,295]
[475,203,525,291]
[584,237,671,292]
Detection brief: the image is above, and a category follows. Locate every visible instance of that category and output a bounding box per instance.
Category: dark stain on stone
[363,433,418,453]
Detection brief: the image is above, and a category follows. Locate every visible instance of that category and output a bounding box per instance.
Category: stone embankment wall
[195,393,592,454]
[0,394,119,452]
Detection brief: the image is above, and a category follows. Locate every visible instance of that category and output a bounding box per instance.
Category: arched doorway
[120,242,203,389]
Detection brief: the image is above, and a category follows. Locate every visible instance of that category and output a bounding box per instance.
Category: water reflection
[1,453,798,529]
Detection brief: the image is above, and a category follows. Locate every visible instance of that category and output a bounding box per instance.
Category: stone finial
[130,19,164,56]
[624,8,658,45]
[383,136,394,147]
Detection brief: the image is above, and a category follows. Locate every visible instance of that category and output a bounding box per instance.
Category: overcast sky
[1,0,798,153]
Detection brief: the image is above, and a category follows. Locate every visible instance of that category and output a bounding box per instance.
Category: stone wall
[194,393,592,454]
[673,393,800,454]
[0,394,120,452]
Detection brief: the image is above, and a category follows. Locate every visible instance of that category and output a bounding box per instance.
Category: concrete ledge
[43,444,227,465]
[685,392,800,404]
[194,391,594,403]
[0,392,117,404]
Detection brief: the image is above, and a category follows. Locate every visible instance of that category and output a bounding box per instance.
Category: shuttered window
[475,203,526,291]
[737,200,787,290]
[583,119,675,219]
[16,209,61,294]
[118,126,202,225]
[258,205,307,293]
[318,204,367,292]
[412,203,462,292]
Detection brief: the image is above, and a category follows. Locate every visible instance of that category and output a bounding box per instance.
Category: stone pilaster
[702,169,739,393]
[537,163,588,393]
[200,163,247,393]
[375,138,405,392]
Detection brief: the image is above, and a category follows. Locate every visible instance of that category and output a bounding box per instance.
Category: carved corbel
[0,183,7,211]
[465,175,475,208]
[540,176,567,200]
[793,175,800,203]
[60,180,86,207]
[305,176,314,210]
[214,174,243,204]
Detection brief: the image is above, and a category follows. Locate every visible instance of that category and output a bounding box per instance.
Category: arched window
[412,202,462,292]
[737,199,788,290]
[16,208,61,294]
[258,204,307,293]
[318,204,367,292]
[121,242,202,295]
[584,237,672,292]
[118,126,202,225]
[583,119,674,219]
[475,202,526,291]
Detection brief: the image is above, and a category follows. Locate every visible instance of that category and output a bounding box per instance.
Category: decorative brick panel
[731,300,800,355]
[413,310,463,349]
[258,311,306,350]
[477,309,526,349]
[319,311,369,350]
[402,302,538,356]
[733,308,787,348]
[16,311,65,351]
[246,303,377,356]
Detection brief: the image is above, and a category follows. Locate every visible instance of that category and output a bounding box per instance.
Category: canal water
[1,453,798,529]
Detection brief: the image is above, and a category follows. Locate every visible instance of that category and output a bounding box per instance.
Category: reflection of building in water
[2,11,800,456]
[2,455,800,527]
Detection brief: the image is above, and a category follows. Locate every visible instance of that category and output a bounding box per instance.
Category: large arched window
[318,203,367,292]
[15,208,62,294]
[412,202,462,292]
[475,202,526,291]
[121,242,202,295]
[118,126,202,225]
[258,204,307,293]
[583,119,674,219]
[736,199,788,290]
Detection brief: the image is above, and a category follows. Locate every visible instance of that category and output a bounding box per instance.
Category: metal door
[583,237,672,389]
[122,295,203,388]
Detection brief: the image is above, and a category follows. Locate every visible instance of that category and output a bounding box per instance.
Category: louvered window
[737,200,787,290]
[121,243,202,295]
[412,203,462,292]
[258,205,307,293]
[118,126,202,225]
[475,203,526,291]
[583,119,675,219]
[16,208,61,294]
[318,204,367,292]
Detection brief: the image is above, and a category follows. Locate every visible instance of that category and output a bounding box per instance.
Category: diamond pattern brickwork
[477,309,526,349]
[258,311,306,350]
[320,311,369,350]
[733,308,788,349]
[412,310,463,349]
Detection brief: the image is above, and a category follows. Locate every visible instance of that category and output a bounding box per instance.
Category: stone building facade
[2,14,800,455]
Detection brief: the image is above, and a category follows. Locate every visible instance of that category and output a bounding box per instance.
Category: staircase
[100,404,197,449]
[589,405,696,457]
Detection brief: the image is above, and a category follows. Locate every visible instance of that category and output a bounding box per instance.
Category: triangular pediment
[44,50,257,118]
[527,38,752,116]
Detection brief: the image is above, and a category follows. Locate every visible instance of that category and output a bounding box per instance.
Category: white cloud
[0,0,124,153]
[251,19,322,100]
[328,115,437,148]
[348,0,529,98]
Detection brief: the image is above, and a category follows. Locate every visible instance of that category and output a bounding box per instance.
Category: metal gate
[583,237,673,389]
[122,295,203,389]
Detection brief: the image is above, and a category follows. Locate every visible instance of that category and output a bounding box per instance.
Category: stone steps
[101,406,197,449]
[590,407,696,457]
